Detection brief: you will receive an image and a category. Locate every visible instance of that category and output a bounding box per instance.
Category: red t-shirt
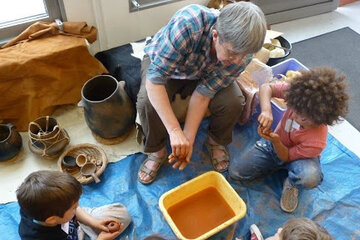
[273,82,328,161]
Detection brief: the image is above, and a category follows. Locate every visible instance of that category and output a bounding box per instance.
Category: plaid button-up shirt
[144,4,252,98]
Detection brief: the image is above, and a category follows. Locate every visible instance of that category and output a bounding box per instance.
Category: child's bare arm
[76,207,109,232]
[76,207,125,239]
[96,229,123,240]
[258,126,289,162]
[271,135,289,162]
[258,83,274,130]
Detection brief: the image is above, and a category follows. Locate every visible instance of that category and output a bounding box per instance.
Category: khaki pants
[136,55,245,153]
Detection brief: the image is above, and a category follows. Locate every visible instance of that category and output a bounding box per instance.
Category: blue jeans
[229,139,323,189]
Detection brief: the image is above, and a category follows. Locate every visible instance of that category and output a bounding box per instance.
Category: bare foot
[138,148,166,183]
[207,137,229,171]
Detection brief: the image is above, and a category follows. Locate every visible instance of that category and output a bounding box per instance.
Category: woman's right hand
[169,127,191,160]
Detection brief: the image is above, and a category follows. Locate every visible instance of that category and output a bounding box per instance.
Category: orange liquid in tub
[167,187,235,239]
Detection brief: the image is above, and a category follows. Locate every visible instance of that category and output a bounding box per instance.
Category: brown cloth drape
[0,22,108,131]
[1,21,97,48]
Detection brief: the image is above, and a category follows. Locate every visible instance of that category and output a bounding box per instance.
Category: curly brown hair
[281,218,334,240]
[285,67,349,125]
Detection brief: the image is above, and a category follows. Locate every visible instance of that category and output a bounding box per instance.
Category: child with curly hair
[229,67,349,212]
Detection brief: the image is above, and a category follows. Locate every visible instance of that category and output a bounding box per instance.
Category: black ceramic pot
[80,75,136,140]
[267,36,292,66]
[0,123,22,161]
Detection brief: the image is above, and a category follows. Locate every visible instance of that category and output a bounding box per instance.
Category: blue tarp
[1,118,360,240]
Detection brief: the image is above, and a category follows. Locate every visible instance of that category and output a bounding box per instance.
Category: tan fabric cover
[0,33,108,131]
[1,21,97,48]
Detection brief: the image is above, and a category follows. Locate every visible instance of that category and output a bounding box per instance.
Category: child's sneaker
[250,224,264,240]
[280,177,299,213]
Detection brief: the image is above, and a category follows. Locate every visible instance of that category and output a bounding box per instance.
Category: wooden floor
[339,0,358,6]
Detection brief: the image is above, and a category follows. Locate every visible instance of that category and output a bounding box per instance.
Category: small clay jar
[28,116,70,159]
[107,221,120,233]
[0,123,22,161]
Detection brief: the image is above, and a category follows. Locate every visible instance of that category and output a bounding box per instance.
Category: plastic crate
[271,58,308,75]
[159,171,246,240]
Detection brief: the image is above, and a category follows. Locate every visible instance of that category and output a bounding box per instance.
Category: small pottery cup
[62,155,77,168]
[107,221,120,233]
[76,154,88,167]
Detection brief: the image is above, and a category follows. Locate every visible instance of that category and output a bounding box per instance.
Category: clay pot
[107,221,120,233]
[61,155,78,171]
[62,155,77,168]
[80,75,135,143]
[28,116,70,159]
[75,154,87,167]
[0,123,22,161]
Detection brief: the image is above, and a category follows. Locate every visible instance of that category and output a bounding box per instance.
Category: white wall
[63,0,207,52]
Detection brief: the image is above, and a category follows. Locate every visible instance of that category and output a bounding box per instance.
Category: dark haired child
[229,67,349,212]
[16,170,131,240]
[142,235,167,240]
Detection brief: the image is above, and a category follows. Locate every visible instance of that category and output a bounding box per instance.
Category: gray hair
[214,2,267,54]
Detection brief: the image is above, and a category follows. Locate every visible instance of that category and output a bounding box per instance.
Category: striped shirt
[144,4,252,98]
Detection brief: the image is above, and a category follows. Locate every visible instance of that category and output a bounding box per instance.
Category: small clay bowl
[62,156,77,168]
[76,154,88,167]
[80,162,100,183]
[107,221,120,233]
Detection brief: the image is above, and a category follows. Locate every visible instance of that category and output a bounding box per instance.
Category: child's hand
[95,218,123,233]
[96,228,123,240]
[258,126,280,143]
[258,110,273,131]
[258,125,271,137]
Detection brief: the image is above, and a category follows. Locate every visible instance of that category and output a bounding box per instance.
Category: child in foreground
[229,67,349,212]
[16,170,131,240]
[250,218,334,240]
[142,235,167,240]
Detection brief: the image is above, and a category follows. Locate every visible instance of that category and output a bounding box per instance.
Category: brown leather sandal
[137,153,167,185]
[205,138,230,173]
